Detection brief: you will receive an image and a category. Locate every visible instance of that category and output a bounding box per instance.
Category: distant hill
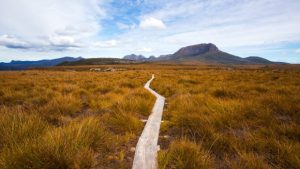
[123,43,286,65]
[58,58,138,66]
[1,44,285,70]
[173,43,219,58]
[123,54,146,61]
[158,43,283,64]
[244,56,272,64]
[123,54,157,61]
[0,57,83,70]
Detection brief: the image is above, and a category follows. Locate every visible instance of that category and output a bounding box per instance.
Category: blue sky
[0,0,300,63]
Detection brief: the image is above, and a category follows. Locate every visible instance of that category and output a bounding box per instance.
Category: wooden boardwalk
[132,75,165,169]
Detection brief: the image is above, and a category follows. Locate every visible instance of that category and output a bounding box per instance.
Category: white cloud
[0,34,81,51]
[0,0,106,51]
[123,0,300,55]
[137,47,153,52]
[296,49,300,53]
[0,35,31,49]
[139,17,166,29]
[92,40,119,48]
[0,0,300,63]
[48,35,77,47]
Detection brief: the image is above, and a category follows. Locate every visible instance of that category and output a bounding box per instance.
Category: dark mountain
[148,55,156,61]
[59,58,138,66]
[123,54,158,61]
[156,54,173,60]
[0,57,83,70]
[123,54,146,61]
[173,43,219,58]
[154,43,283,64]
[244,56,273,64]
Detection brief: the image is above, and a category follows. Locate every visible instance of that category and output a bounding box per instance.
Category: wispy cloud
[0,0,300,63]
[139,17,166,30]
[114,0,300,62]
[137,47,153,52]
[0,0,106,51]
[92,40,119,48]
[0,35,32,49]
[0,34,81,51]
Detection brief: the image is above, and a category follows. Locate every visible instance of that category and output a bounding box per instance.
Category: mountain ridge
[0,43,288,70]
[123,43,286,65]
[0,57,83,70]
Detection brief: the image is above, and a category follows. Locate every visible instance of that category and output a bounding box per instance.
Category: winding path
[132,74,165,169]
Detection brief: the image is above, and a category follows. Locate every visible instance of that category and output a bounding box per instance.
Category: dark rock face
[173,43,219,57]
[123,54,146,61]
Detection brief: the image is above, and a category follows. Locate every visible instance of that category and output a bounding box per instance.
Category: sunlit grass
[0,65,299,168]
[0,70,155,168]
[153,67,300,169]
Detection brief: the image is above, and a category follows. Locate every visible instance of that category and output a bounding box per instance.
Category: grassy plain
[151,66,300,169]
[0,70,155,169]
[0,64,299,169]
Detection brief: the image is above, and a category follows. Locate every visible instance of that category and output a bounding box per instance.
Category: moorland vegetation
[0,70,155,168]
[151,67,300,169]
[0,64,299,169]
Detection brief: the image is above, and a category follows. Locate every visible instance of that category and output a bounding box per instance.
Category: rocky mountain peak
[173,43,219,57]
[123,54,146,61]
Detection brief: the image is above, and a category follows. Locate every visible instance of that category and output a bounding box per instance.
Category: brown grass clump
[0,107,48,149]
[152,66,300,169]
[0,70,155,168]
[158,140,214,169]
[0,117,111,169]
[0,64,299,168]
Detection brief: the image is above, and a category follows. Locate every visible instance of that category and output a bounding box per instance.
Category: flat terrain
[0,70,155,168]
[0,64,299,169]
[151,66,300,169]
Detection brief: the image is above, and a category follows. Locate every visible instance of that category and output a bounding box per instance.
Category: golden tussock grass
[0,64,299,168]
[0,70,155,168]
[151,66,300,169]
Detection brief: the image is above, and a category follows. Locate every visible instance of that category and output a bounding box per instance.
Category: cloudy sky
[0,0,300,63]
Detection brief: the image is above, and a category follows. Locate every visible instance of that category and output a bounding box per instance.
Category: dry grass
[158,140,213,169]
[151,66,300,169]
[0,64,299,169]
[0,70,155,168]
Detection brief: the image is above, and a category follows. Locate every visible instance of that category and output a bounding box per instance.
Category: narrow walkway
[132,75,165,169]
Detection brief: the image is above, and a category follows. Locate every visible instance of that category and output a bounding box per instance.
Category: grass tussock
[158,140,213,169]
[0,117,111,169]
[0,107,48,149]
[0,70,155,168]
[152,67,300,169]
[104,112,143,134]
[0,65,299,168]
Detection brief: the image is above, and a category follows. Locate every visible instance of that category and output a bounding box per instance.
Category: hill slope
[158,43,277,64]
[0,57,82,70]
[123,43,284,65]
[58,58,138,66]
